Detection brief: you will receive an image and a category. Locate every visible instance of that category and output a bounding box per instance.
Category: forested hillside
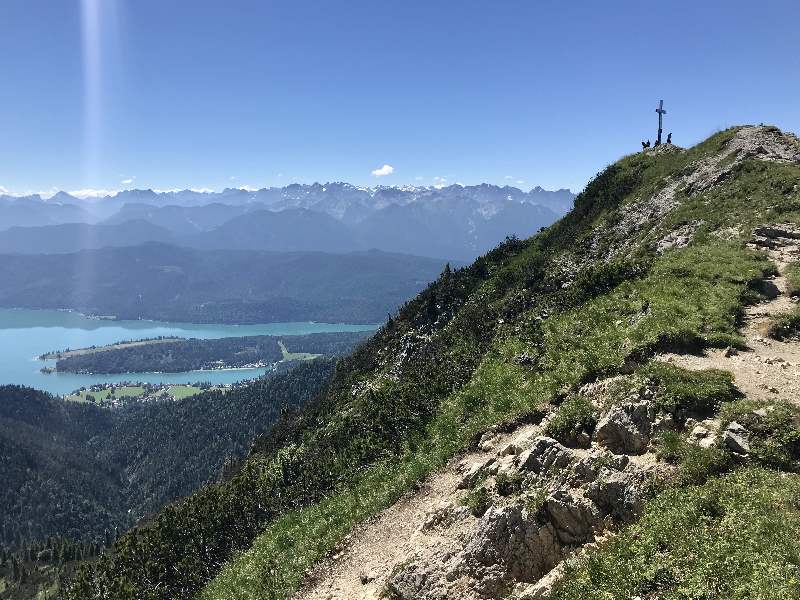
[0,359,335,553]
[64,126,800,600]
[0,246,447,324]
[54,331,371,374]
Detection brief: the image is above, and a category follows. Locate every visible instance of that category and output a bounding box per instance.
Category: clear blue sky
[1,0,798,197]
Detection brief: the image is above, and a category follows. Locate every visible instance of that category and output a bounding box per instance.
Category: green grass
[166,384,205,400]
[66,385,145,403]
[654,429,734,485]
[278,340,321,361]
[768,307,800,340]
[786,263,800,296]
[550,468,800,600]
[639,362,738,416]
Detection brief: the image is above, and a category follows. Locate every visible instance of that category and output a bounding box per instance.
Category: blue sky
[0,0,798,197]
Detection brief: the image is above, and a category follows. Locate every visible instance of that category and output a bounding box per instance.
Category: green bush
[768,307,800,340]
[655,430,733,485]
[785,263,800,296]
[544,395,597,445]
[720,400,800,470]
[495,473,524,497]
[641,362,737,415]
[462,486,491,517]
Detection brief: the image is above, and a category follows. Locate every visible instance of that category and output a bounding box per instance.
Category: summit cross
[655,99,667,145]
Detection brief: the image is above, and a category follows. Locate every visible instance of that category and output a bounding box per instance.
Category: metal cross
[655,99,667,145]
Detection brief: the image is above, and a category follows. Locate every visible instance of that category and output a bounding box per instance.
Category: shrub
[720,400,800,470]
[462,487,491,517]
[786,263,800,296]
[641,362,737,415]
[654,430,733,485]
[767,307,800,340]
[545,395,597,446]
[495,473,524,497]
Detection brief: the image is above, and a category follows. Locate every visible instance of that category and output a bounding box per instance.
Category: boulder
[518,437,573,474]
[723,421,751,454]
[594,401,655,454]
[585,469,644,523]
[458,457,494,489]
[463,504,562,585]
[545,491,601,545]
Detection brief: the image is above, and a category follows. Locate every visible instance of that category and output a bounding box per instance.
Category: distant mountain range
[0,183,574,259]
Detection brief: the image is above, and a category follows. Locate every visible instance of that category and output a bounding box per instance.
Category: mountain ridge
[58,125,800,600]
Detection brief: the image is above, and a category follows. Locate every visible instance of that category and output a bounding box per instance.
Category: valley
[3,3,793,599]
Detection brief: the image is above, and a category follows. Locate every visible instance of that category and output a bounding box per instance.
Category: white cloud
[121,176,135,185]
[189,187,214,194]
[516,180,525,185]
[414,176,423,181]
[433,176,448,189]
[504,175,514,180]
[237,185,259,192]
[371,164,394,177]
[0,185,9,195]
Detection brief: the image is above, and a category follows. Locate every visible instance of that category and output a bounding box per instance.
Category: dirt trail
[660,233,800,405]
[293,423,543,600]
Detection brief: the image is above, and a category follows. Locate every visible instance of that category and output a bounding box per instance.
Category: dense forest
[0,245,447,324]
[0,359,335,553]
[53,331,371,374]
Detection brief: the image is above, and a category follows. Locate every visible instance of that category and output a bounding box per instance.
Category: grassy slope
[552,468,800,600]
[64,128,800,600]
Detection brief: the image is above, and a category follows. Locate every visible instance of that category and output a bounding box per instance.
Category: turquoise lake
[0,308,376,396]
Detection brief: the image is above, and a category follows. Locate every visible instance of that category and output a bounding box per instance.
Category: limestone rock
[463,504,562,586]
[518,437,573,474]
[458,458,494,489]
[545,491,601,545]
[585,469,645,523]
[723,421,751,454]
[594,401,655,454]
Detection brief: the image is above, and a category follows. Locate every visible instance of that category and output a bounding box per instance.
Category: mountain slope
[64,126,800,600]
[187,208,360,253]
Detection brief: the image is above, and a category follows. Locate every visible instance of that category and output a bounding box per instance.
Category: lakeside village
[62,379,257,406]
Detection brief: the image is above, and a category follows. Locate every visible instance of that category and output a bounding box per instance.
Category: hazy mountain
[0,194,93,230]
[102,202,261,234]
[0,220,175,254]
[0,243,449,323]
[0,184,574,259]
[187,208,360,253]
